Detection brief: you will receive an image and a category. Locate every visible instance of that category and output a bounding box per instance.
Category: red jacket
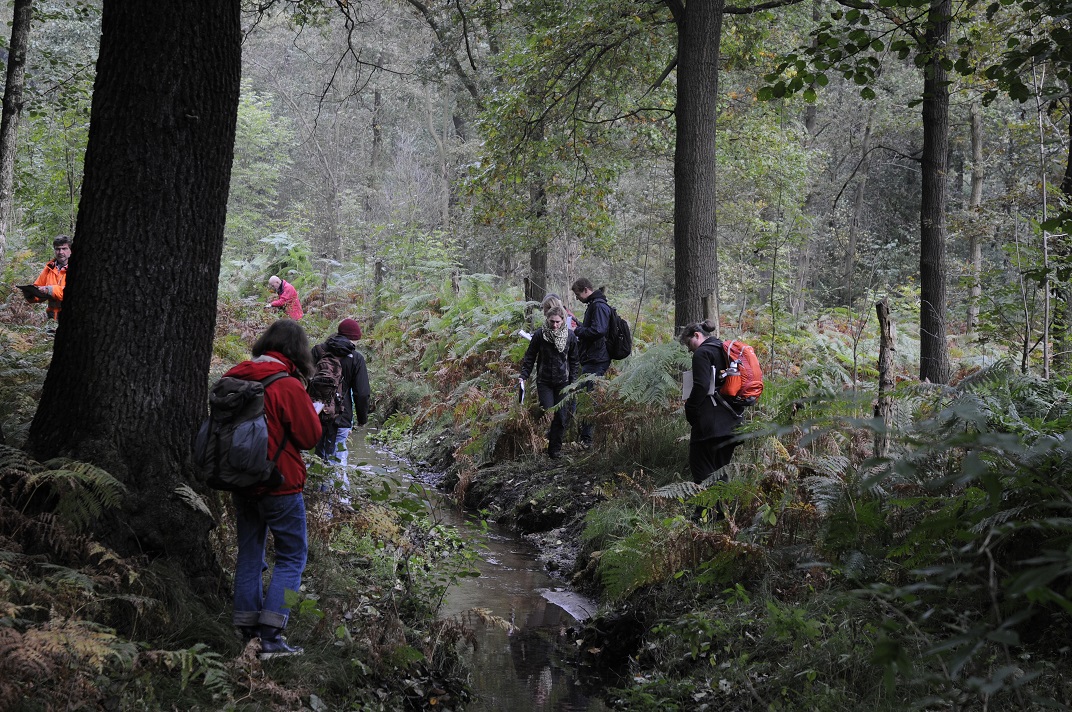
[223,352,321,495]
[270,280,304,320]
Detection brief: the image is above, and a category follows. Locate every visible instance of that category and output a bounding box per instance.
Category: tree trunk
[874,298,895,460]
[672,0,724,329]
[26,1,242,593]
[843,110,874,306]
[525,119,548,305]
[0,0,33,265]
[918,0,952,384]
[1053,99,1072,373]
[967,101,985,334]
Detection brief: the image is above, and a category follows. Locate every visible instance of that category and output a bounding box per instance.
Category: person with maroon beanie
[312,318,371,503]
[227,320,321,658]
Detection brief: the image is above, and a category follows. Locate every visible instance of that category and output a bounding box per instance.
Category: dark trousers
[537,381,573,455]
[689,436,740,484]
[578,360,610,444]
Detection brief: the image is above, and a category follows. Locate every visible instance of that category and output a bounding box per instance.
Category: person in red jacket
[265,275,303,320]
[226,320,321,659]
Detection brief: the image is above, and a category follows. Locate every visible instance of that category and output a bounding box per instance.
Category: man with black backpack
[571,277,613,447]
[310,319,371,498]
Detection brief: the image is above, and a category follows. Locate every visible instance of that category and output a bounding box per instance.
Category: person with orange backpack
[679,321,763,484]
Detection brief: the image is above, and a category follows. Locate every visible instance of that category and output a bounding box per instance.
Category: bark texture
[0,0,34,264]
[918,0,952,384]
[967,101,984,334]
[672,0,724,329]
[27,1,242,592]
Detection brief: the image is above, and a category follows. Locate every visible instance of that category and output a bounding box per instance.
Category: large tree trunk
[967,101,985,334]
[918,0,952,384]
[672,0,724,329]
[1053,99,1072,373]
[525,119,548,305]
[26,1,242,592]
[0,0,33,265]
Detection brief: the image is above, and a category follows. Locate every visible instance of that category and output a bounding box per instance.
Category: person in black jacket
[679,322,745,483]
[570,277,612,446]
[312,319,371,490]
[519,306,580,459]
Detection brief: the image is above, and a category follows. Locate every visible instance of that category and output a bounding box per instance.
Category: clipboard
[17,284,50,301]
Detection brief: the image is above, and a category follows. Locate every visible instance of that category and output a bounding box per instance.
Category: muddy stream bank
[346,432,611,711]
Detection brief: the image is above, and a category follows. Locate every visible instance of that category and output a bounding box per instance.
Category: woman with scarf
[519,306,580,459]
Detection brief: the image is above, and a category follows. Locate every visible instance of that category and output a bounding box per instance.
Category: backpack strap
[259,370,292,464]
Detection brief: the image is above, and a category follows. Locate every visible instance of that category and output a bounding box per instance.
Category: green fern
[30,458,127,532]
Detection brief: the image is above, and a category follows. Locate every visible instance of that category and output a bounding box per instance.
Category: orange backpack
[719,340,764,406]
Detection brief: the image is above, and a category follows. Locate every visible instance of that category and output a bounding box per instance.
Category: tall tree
[918,0,953,383]
[0,0,34,265]
[765,0,962,382]
[26,1,242,589]
[669,0,724,327]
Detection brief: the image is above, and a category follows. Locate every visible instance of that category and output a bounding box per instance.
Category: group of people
[221,316,369,659]
[522,282,745,485]
[519,278,617,458]
[19,236,744,657]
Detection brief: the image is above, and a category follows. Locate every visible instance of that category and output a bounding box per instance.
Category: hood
[224,352,295,381]
[323,334,357,357]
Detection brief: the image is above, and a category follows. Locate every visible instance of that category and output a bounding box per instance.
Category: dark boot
[258,626,303,659]
[238,626,259,642]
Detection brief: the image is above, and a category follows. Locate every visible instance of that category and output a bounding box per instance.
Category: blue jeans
[578,360,610,444]
[232,492,308,630]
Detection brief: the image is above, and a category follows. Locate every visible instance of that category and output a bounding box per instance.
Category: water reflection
[347,432,608,712]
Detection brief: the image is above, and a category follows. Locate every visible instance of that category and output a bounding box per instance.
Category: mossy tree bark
[0,0,33,266]
[26,1,242,593]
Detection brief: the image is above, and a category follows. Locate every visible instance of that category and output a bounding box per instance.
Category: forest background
[0,0,1071,710]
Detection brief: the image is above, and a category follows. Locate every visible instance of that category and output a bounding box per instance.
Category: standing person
[18,235,71,320]
[570,277,612,446]
[311,318,371,498]
[226,320,321,659]
[679,322,745,484]
[265,275,303,320]
[519,306,580,459]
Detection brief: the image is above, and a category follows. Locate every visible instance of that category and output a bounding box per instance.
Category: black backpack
[192,371,289,492]
[606,307,632,360]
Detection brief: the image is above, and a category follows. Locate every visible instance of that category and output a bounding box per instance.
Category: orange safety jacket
[33,262,67,318]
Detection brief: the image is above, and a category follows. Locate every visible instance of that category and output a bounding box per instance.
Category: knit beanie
[338,318,362,341]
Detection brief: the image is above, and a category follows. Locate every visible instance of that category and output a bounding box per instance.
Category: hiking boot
[548,449,562,460]
[258,627,303,659]
[238,626,259,642]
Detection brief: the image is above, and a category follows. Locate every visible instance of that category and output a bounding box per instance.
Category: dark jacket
[684,336,744,442]
[223,352,322,495]
[312,334,371,428]
[520,328,580,387]
[574,289,611,364]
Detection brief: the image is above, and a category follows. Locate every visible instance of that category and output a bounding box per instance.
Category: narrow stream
[346,432,610,711]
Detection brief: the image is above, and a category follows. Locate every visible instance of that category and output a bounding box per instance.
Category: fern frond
[30,459,127,532]
[651,481,701,501]
[174,484,212,518]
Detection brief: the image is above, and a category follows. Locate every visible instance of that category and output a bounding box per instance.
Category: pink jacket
[270,279,303,319]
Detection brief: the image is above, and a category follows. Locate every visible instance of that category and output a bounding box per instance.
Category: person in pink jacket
[265,275,303,319]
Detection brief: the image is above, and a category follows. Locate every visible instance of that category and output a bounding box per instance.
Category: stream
[346,432,611,711]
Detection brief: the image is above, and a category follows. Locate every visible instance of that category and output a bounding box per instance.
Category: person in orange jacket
[265,275,303,320]
[23,235,71,319]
